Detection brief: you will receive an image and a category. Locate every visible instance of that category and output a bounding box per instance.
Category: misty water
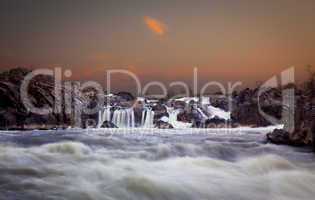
[0,128,315,200]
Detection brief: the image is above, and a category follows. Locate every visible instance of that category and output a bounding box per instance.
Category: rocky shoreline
[0,68,314,150]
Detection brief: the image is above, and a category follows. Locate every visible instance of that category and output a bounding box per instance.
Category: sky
[1,0,315,93]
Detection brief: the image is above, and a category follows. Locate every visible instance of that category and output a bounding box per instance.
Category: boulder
[210,98,229,111]
[173,100,186,109]
[205,117,227,128]
[0,68,85,129]
[290,128,312,146]
[231,87,283,127]
[177,111,193,123]
[116,92,135,101]
[155,120,174,129]
[101,121,118,128]
[152,104,168,120]
[267,125,313,147]
[231,101,272,127]
[267,129,290,145]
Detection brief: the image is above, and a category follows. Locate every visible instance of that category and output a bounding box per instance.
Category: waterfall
[112,108,135,128]
[197,107,209,120]
[98,107,111,128]
[166,107,192,128]
[200,96,210,105]
[167,108,181,126]
[141,109,155,128]
[207,105,231,120]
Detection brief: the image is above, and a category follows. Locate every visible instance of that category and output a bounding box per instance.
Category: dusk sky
[1,0,315,92]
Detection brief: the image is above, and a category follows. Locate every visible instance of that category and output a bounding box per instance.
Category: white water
[141,109,155,128]
[98,107,112,128]
[183,96,231,120]
[200,96,210,105]
[0,129,314,200]
[175,97,199,103]
[167,107,192,128]
[197,107,209,119]
[193,100,231,121]
[112,108,135,128]
[207,105,231,120]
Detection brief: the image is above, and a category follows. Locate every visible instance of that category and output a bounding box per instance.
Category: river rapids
[0,128,314,200]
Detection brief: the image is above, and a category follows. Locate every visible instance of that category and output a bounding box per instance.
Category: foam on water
[0,129,314,200]
[141,109,155,128]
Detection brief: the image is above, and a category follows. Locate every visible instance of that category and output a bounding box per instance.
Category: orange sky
[0,0,314,92]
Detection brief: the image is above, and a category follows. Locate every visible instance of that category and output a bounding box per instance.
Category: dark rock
[205,117,227,128]
[173,101,186,109]
[133,107,144,127]
[191,109,203,128]
[230,87,283,127]
[155,120,173,129]
[101,120,118,128]
[267,129,290,145]
[266,129,308,146]
[312,121,315,152]
[177,111,193,123]
[114,92,135,108]
[210,97,229,111]
[290,128,311,147]
[0,68,85,129]
[192,120,203,128]
[116,92,135,101]
[0,67,30,85]
[231,103,270,127]
[152,104,168,120]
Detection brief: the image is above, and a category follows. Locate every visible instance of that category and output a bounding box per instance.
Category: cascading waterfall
[98,107,111,128]
[141,108,155,128]
[207,105,231,120]
[199,97,211,120]
[167,108,181,125]
[112,108,135,128]
[166,107,192,128]
[199,97,231,120]
[197,107,209,120]
[200,96,210,105]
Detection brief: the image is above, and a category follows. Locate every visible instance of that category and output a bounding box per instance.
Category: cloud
[144,16,167,36]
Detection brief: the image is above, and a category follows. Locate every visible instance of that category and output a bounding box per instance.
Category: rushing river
[0,128,315,200]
